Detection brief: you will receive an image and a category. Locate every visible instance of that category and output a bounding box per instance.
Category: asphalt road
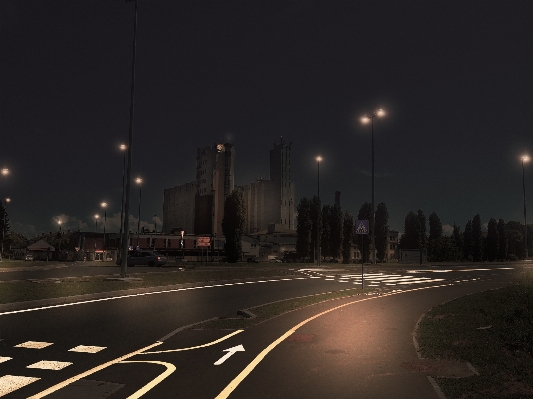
[0,263,525,398]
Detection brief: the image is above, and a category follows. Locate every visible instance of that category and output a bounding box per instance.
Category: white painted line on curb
[427,376,447,399]
[119,361,176,399]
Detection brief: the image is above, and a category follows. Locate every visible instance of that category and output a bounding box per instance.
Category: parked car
[24,254,34,261]
[116,250,167,267]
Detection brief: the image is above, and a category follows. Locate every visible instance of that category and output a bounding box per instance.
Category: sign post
[355,220,369,289]
[198,237,211,265]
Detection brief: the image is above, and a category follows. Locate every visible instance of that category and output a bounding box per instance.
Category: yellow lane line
[120,361,176,399]
[27,341,163,399]
[141,329,244,354]
[216,285,443,398]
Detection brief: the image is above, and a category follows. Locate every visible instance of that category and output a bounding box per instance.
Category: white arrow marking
[214,345,245,366]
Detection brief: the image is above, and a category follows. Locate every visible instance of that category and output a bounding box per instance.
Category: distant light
[1,168,9,176]
[377,109,385,117]
[522,155,530,163]
[58,220,62,225]
[94,214,99,220]
[101,202,107,208]
[120,144,127,151]
[5,198,10,203]
[361,116,370,124]
[316,156,322,162]
[135,177,143,184]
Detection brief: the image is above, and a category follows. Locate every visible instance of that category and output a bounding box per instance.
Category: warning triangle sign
[355,220,369,235]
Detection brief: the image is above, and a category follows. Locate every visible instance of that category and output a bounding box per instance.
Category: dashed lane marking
[15,341,53,349]
[0,375,40,397]
[69,345,106,354]
[27,361,72,371]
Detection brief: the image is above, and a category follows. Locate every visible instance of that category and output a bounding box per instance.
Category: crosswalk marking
[27,360,72,371]
[0,358,11,364]
[0,375,40,396]
[69,345,106,354]
[14,341,53,349]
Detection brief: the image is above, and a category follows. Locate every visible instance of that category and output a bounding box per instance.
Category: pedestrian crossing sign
[355,220,369,235]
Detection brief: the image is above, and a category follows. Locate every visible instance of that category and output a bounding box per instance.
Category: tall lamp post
[119,144,127,252]
[136,177,143,249]
[101,202,107,252]
[120,0,139,278]
[94,214,99,261]
[521,155,530,260]
[362,108,385,264]
[316,156,322,267]
[58,220,62,253]
[2,197,10,259]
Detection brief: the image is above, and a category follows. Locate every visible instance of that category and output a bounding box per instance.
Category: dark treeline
[399,210,533,262]
[296,197,389,263]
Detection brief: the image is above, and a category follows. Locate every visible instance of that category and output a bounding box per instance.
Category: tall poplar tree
[375,202,389,262]
[310,196,321,262]
[429,212,443,240]
[357,202,372,263]
[497,218,507,261]
[296,198,312,260]
[472,214,483,262]
[329,203,343,260]
[221,190,246,263]
[399,211,420,250]
[486,218,498,261]
[320,205,332,259]
[463,220,473,261]
[342,211,354,264]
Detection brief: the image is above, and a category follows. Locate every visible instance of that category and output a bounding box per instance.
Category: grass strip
[417,274,533,399]
[192,288,375,330]
[0,268,296,305]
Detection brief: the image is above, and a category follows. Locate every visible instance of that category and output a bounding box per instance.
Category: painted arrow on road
[214,345,245,365]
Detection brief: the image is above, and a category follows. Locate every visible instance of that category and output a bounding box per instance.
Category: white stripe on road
[0,375,40,397]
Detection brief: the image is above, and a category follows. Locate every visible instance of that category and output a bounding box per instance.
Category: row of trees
[296,197,390,263]
[400,209,532,262]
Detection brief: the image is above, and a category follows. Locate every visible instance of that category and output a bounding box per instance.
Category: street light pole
[316,156,322,267]
[120,0,139,278]
[101,202,107,253]
[362,109,385,264]
[2,198,10,260]
[94,214,99,261]
[522,155,530,260]
[136,177,142,249]
[58,220,62,253]
[119,144,127,252]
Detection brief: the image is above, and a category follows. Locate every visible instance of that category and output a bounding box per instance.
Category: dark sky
[1,0,532,238]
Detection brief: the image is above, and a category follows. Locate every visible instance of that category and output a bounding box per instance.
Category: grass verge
[417,273,533,399]
[0,268,298,305]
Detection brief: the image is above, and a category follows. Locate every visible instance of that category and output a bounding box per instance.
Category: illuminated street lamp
[361,108,385,264]
[316,156,322,267]
[1,168,9,176]
[136,177,143,248]
[101,202,107,251]
[521,155,530,259]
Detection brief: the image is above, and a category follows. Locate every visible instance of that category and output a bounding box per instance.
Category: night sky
[1,1,532,239]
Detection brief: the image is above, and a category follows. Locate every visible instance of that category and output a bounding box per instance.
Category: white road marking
[0,357,11,364]
[15,341,53,349]
[119,361,176,399]
[0,277,311,317]
[27,341,163,398]
[0,375,40,397]
[214,345,245,366]
[69,345,106,354]
[142,330,243,355]
[27,360,72,371]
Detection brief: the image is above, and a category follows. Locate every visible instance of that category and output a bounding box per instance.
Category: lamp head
[1,168,9,176]
[135,177,143,184]
[120,144,127,151]
[94,214,99,220]
[522,155,530,163]
[5,198,10,203]
[316,156,322,162]
[101,202,107,208]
